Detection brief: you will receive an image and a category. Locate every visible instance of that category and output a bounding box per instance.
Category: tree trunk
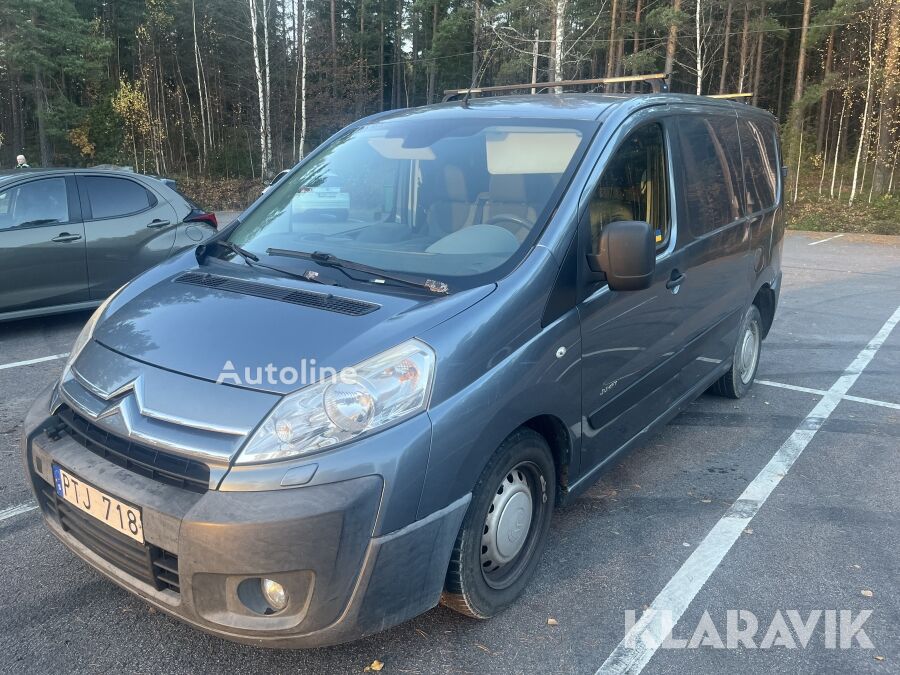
[472,0,481,83]
[850,18,875,206]
[751,3,765,106]
[531,29,540,93]
[718,0,733,94]
[776,36,787,119]
[262,0,272,171]
[553,0,568,85]
[664,0,682,77]
[630,0,644,91]
[695,0,702,95]
[816,29,835,154]
[191,0,208,171]
[791,0,813,133]
[33,65,50,166]
[737,2,750,93]
[248,0,269,177]
[427,1,437,103]
[873,2,900,194]
[300,0,307,159]
[379,0,385,110]
[606,0,619,79]
[614,0,627,79]
[331,0,338,95]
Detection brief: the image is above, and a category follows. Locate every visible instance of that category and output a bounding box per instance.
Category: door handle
[146,219,170,229]
[51,233,82,243]
[666,270,686,290]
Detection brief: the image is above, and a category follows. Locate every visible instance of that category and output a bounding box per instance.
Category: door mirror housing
[586,220,656,291]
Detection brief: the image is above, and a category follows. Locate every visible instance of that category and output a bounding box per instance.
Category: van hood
[93,256,494,395]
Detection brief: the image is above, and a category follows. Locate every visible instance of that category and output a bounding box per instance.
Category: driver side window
[0,178,70,231]
[588,123,670,252]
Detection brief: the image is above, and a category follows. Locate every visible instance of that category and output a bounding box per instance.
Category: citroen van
[22,90,783,647]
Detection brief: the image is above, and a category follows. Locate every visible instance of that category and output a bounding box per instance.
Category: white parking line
[0,353,68,371]
[756,379,900,411]
[0,502,38,522]
[808,233,845,246]
[596,302,900,675]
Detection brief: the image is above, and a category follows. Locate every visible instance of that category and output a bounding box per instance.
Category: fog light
[260,578,288,612]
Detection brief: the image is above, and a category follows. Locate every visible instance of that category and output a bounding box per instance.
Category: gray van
[22,91,783,647]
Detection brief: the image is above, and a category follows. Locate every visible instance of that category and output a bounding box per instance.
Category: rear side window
[677,116,743,233]
[83,176,153,219]
[738,118,778,213]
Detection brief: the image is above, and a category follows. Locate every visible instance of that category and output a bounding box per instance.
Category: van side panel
[669,111,752,386]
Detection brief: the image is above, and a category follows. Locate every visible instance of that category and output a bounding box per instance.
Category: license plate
[52,465,144,544]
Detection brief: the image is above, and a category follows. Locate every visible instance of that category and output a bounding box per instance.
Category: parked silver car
[0,169,218,321]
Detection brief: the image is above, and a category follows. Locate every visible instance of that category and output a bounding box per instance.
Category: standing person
[15,154,30,168]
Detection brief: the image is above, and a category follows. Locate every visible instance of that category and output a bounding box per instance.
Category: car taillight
[185,210,218,228]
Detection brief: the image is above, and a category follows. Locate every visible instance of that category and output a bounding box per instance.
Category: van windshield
[229,117,595,289]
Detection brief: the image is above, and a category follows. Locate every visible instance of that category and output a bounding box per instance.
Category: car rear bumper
[22,384,468,648]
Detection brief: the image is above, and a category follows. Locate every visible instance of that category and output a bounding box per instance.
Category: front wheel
[711,304,762,399]
[441,428,555,619]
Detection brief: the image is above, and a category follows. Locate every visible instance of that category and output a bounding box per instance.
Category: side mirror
[586,220,656,291]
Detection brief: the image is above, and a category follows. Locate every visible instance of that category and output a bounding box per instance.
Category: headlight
[59,286,125,386]
[237,339,436,464]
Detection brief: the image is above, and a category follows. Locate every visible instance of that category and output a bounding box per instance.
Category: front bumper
[22,385,468,648]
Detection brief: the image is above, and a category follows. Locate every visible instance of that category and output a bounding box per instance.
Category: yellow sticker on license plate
[52,465,144,544]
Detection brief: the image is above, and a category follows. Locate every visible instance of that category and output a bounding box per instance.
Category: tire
[711,304,763,399]
[441,428,556,619]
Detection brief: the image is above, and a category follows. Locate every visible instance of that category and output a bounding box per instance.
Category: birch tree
[248,0,270,177]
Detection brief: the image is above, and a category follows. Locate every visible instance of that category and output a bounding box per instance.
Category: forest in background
[0,0,898,232]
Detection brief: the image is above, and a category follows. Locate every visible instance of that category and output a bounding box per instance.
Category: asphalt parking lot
[1,231,898,674]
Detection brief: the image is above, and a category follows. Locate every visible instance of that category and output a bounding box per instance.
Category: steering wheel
[487,213,533,241]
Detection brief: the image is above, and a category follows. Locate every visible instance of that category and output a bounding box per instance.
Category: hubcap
[738,321,760,384]
[481,466,533,573]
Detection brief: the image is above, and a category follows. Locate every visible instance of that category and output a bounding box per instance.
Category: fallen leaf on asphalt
[475,643,492,654]
[861,589,874,598]
[875,655,884,661]
[547,618,558,626]
[743,528,753,534]
[852,564,861,569]
[364,660,384,672]
[414,628,428,638]
[682,542,691,547]
[700,498,712,503]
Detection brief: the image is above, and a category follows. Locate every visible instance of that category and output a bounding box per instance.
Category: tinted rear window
[738,118,778,213]
[83,176,152,219]
[677,115,743,233]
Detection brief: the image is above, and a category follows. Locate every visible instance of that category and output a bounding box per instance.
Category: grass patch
[787,161,900,236]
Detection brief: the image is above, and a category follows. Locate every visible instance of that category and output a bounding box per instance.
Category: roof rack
[708,93,753,101]
[442,73,669,102]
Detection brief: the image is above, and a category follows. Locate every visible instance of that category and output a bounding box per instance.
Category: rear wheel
[712,304,762,399]
[441,428,555,619]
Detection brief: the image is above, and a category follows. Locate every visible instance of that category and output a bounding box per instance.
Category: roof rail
[708,93,753,101]
[442,73,669,101]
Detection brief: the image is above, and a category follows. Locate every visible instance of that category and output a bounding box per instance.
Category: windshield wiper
[266,248,450,295]
[204,240,339,287]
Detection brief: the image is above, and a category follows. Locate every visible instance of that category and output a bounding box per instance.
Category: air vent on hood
[175,272,380,316]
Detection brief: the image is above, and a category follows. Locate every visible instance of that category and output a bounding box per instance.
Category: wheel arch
[521,414,572,505]
[753,283,777,339]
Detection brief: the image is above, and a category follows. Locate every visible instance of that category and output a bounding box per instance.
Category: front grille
[56,406,210,494]
[38,483,180,594]
[175,271,380,316]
